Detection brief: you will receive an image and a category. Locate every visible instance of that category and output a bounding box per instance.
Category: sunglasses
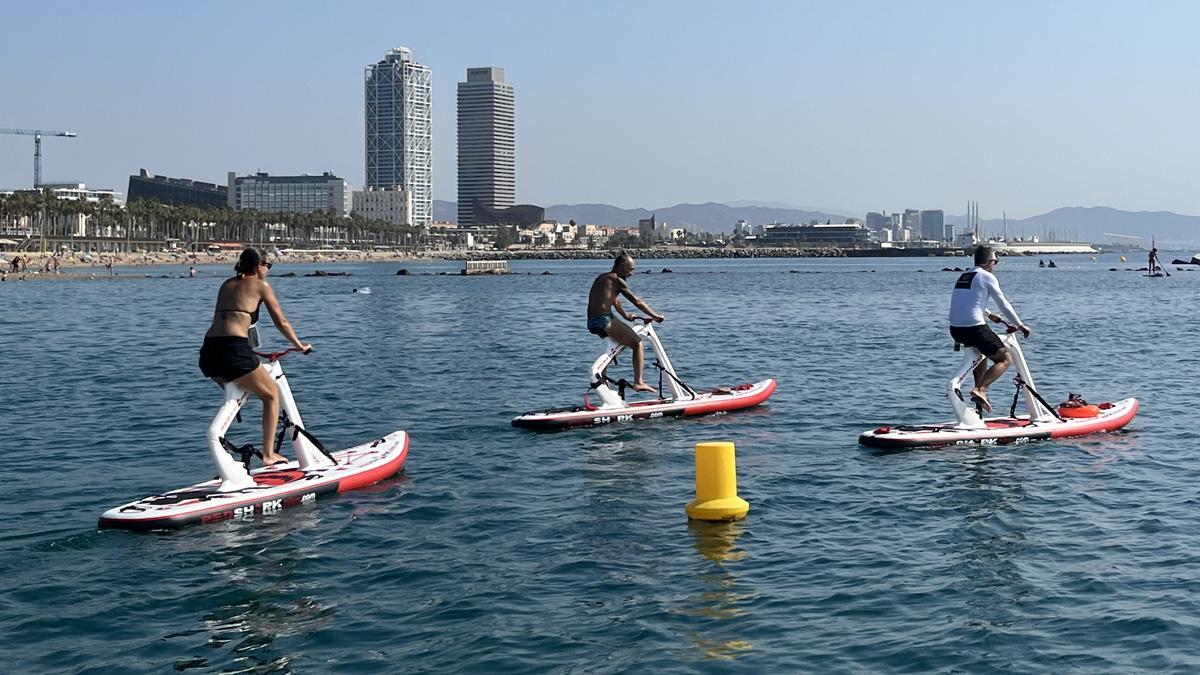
[987,258,1000,264]
[261,261,273,269]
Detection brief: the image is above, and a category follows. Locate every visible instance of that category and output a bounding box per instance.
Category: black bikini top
[215,303,261,324]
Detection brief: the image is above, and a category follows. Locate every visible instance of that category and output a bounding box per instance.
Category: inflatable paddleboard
[859,398,1137,449]
[513,379,776,431]
[99,430,408,530]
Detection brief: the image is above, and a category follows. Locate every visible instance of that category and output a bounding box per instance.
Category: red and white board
[99,430,408,530]
[858,398,1137,450]
[513,379,777,431]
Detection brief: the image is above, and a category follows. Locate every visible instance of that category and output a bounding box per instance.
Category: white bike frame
[206,353,333,492]
[947,327,1055,430]
[589,322,692,409]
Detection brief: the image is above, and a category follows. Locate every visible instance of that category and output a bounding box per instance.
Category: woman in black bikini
[199,248,312,467]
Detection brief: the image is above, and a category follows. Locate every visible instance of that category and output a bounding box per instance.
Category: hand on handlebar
[299,342,314,354]
[1018,325,1031,338]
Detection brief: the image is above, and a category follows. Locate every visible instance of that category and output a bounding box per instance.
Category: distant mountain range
[432,201,1200,247]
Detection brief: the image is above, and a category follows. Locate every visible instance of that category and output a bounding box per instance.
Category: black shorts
[949,324,1004,357]
[199,336,260,382]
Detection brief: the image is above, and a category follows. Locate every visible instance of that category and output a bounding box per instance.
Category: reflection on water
[939,449,1030,631]
[689,519,747,564]
[685,520,753,659]
[161,509,335,672]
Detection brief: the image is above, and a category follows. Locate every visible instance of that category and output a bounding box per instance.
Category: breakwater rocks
[420,247,845,261]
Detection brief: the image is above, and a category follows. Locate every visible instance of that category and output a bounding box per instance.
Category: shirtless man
[587,253,665,393]
[949,246,1031,412]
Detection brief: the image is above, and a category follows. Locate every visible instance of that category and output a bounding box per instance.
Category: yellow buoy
[686,441,749,521]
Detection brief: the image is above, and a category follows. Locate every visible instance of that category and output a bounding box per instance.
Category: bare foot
[631,382,656,393]
[261,454,289,467]
[969,389,993,412]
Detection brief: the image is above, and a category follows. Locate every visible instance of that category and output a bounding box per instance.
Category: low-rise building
[756,222,872,247]
[227,172,351,216]
[127,170,226,208]
[353,186,411,225]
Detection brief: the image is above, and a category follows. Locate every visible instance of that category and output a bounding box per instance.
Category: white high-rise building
[365,47,432,227]
[457,67,515,227]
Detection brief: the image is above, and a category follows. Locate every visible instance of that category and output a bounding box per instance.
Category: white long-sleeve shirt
[949,267,1022,327]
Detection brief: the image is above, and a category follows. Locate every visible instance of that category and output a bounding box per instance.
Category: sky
[2,0,1199,219]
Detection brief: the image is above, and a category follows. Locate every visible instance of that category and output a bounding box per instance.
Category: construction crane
[0,128,78,188]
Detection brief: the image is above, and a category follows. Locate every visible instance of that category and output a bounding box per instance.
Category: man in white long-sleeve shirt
[948,246,1032,412]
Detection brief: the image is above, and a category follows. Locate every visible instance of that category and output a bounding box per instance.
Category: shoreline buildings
[353,186,411,226]
[226,172,351,216]
[456,67,515,227]
[128,169,226,208]
[365,47,432,228]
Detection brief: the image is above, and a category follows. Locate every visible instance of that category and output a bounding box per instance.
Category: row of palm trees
[0,191,423,251]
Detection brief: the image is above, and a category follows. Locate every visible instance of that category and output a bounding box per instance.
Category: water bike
[512,318,776,430]
[859,319,1137,449]
[99,332,408,531]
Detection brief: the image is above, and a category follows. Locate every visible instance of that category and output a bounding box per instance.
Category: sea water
[1,255,1197,672]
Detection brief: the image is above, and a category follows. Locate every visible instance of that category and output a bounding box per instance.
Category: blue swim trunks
[587,314,612,337]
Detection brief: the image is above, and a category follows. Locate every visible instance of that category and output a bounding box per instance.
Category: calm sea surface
[2,255,1198,673]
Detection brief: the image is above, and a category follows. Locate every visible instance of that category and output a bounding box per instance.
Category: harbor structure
[226,172,351,216]
[365,47,432,227]
[457,67,515,227]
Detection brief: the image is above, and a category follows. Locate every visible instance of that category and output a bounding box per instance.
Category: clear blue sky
[2,0,1198,218]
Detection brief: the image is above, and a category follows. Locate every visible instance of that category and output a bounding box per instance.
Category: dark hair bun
[235,248,262,275]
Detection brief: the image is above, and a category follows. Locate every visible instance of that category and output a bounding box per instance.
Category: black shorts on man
[949,324,1004,357]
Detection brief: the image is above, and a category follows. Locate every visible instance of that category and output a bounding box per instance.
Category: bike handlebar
[254,346,312,362]
[990,315,1028,337]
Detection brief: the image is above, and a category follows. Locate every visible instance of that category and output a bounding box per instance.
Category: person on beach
[199,248,312,467]
[949,246,1031,412]
[586,252,665,393]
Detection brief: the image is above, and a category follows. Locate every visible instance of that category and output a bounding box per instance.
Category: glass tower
[365,47,432,227]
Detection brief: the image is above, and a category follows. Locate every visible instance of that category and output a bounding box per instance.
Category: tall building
[638,215,657,241]
[865,211,888,234]
[227,172,351,216]
[920,210,945,241]
[365,47,432,227]
[457,67,515,227]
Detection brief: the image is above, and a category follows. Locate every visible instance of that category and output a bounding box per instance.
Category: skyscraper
[365,47,432,227]
[457,67,515,227]
[920,210,945,241]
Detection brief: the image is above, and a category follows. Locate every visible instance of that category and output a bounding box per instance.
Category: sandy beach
[0,248,424,280]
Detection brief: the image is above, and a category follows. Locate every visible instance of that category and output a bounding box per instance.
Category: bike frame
[589,322,691,409]
[206,354,333,492]
[947,328,1055,430]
